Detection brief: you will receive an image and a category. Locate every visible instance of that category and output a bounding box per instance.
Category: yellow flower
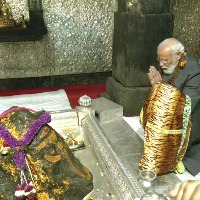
[179,52,187,68]
[174,161,185,173]
[86,196,93,200]
[179,60,187,68]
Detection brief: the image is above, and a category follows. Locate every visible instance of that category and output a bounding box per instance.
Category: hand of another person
[148,66,162,86]
[169,180,200,200]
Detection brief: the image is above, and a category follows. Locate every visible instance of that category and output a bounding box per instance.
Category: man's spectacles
[156,58,169,64]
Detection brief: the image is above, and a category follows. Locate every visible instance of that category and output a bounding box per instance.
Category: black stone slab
[111,12,174,87]
[0,71,111,91]
[0,27,47,42]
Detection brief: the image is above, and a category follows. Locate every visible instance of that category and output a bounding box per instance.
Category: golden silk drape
[139,82,191,175]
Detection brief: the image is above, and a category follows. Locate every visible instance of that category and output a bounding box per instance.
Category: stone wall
[0,0,199,81]
[171,0,200,61]
[0,0,117,79]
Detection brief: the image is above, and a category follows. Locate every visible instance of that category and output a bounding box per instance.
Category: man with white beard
[148,38,200,176]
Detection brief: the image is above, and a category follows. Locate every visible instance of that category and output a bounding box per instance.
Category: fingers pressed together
[148,66,162,86]
[169,180,200,200]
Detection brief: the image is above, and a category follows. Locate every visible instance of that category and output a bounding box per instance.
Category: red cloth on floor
[0,84,106,109]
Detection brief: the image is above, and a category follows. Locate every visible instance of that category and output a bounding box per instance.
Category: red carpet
[0,84,106,109]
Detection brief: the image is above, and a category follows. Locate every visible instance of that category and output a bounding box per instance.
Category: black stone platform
[0,71,111,91]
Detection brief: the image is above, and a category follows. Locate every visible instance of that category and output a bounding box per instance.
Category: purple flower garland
[0,111,51,170]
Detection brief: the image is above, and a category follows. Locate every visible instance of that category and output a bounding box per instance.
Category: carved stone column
[105,0,174,116]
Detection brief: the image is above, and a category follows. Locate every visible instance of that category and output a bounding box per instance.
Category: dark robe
[162,55,200,175]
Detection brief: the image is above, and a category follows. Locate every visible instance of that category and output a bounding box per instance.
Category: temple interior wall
[0,0,117,79]
[0,0,199,80]
[171,0,200,61]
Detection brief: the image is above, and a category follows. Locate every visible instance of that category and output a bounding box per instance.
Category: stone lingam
[0,107,93,200]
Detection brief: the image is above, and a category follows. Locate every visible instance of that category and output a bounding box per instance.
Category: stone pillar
[105,0,174,116]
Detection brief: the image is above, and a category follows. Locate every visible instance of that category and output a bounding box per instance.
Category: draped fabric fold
[139,82,192,175]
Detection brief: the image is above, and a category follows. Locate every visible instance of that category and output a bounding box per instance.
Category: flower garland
[0,111,51,170]
[179,52,187,68]
[0,108,51,200]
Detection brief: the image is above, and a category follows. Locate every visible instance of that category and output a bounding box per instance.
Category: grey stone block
[105,77,151,116]
[91,97,123,122]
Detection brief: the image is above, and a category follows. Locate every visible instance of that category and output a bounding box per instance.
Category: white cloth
[0,89,71,113]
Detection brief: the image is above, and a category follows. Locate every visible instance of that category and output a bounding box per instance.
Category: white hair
[158,38,185,55]
[170,42,185,55]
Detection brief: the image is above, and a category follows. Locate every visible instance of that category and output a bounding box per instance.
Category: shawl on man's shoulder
[139,82,191,175]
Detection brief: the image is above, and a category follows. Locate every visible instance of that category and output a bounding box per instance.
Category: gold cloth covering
[139,82,191,175]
